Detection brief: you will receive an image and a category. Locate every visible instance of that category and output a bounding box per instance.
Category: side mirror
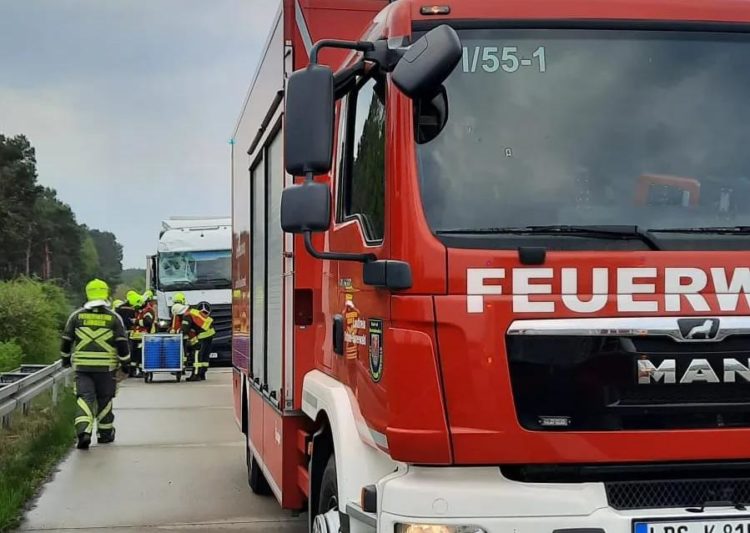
[280,181,331,233]
[392,25,462,98]
[415,87,449,144]
[284,64,335,176]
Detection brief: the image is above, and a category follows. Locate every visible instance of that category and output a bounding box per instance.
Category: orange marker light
[420,5,450,15]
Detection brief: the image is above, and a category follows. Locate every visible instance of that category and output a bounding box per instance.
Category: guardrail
[0,362,73,428]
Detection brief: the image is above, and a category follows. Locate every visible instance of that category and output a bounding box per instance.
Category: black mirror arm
[303,232,375,263]
[310,39,374,64]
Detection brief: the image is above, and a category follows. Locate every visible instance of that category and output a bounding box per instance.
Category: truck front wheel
[312,455,340,533]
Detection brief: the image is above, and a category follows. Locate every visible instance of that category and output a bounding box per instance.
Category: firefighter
[171,302,215,382]
[115,294,136,325]
[173,292,187,305]
[61,279,130,450]
[130,293,155,378]
[143,290,156,311]
[125,291,141,364]
[143,290,158,331]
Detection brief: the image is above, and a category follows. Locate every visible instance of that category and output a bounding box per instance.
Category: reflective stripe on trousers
[75,397,95,435]
[74,371,117,437]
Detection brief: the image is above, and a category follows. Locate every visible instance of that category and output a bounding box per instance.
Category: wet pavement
[19,369,305,532]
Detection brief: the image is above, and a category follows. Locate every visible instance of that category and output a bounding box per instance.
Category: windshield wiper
[436,225,661,250]
[650,226,750,235]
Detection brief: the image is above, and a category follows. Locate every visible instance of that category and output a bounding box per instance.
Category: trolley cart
[142,334,184,383]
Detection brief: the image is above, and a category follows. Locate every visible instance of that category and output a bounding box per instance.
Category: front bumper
[375,466,750,533]
[209,337,232,365]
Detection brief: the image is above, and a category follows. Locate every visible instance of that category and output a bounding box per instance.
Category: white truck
[146,217,232,364]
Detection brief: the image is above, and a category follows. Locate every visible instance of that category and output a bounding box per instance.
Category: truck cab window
[341,76,386,242]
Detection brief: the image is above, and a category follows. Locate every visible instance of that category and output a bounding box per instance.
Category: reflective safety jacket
[171,308,215,346]
[61,304,131,372]
[131,302,156,341]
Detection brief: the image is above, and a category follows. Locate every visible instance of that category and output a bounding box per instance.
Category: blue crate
[142,334,183,372]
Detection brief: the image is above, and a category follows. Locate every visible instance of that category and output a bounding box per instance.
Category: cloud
[0,0,278,267]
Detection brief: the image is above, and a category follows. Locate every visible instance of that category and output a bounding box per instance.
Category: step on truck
[147,217,233,363]
[231,1,750,532]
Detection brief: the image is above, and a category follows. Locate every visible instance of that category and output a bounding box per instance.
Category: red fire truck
[232,1,750,532]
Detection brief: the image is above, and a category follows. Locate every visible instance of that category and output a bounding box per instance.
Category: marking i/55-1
[462,45,547,73]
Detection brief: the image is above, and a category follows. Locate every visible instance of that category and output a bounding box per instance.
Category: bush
[0,279,70,365]
[0,342,22,373]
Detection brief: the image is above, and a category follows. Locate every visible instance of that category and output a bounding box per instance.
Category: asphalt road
[19,368,306,532]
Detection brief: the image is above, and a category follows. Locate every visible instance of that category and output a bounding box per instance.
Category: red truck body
[232,1,750,531]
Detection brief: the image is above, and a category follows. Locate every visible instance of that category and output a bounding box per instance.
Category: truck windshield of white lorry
[416,28,750,249]
[158,250,231,290]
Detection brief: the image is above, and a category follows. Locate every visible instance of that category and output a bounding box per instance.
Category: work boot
[77,433,91,450]
[186,373,201,382]
[98,429,116,444]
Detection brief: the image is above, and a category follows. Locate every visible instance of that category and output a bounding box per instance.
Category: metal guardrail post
[52,380,60,405]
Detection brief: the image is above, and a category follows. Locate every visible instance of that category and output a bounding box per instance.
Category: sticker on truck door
[368,319,383,383]
[343,293,365,359]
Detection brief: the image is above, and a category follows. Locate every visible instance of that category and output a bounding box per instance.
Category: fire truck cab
[232,1,750,532]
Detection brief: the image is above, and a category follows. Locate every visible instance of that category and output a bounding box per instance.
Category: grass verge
[0,391,76,532]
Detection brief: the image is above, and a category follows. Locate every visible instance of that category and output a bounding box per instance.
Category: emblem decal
[678,318,720,340]
[196,301,212,315]
[368,319,383,383]
[341,283,365,359]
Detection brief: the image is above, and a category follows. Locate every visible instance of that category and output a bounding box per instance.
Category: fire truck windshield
[416,28,750,249]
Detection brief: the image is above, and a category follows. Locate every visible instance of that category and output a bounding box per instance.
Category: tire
[312,455,340,533]
[246,435,271,495]
[318,455,338,516]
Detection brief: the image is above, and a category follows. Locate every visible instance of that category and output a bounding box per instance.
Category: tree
[114,269,146,299]
[0,134,126,300]
[79,234,100,282]
[88,229,123,287]
[30,187,84,287]
[0,135,38,278]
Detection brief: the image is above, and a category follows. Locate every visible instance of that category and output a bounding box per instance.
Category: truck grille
[208,303,232,343]
[506,334,750,431]
[606,478,750,510]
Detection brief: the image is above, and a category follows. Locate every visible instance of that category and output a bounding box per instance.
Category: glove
[61,357,72,368]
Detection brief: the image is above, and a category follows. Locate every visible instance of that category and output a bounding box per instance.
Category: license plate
[636,518,750,533]
[209,352,218,359]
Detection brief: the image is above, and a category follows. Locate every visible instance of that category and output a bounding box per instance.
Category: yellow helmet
[85,279,110,302]
[126,290,140,307]
[112,299,124,309]
[143,289,154,301]
[173,292,187,305]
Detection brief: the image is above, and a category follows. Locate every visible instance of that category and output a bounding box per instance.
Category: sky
[0,0,278,267]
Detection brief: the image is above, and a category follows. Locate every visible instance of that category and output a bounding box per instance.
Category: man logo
[677,318,720,341]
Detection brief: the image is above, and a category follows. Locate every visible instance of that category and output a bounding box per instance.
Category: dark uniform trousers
[75,371,117,438]
[193,337,212,378]
[129,339,143,374]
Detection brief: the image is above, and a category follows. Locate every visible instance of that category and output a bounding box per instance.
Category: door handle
[332,314,344,356]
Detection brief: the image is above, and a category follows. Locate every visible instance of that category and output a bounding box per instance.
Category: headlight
[395,525,487,533]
